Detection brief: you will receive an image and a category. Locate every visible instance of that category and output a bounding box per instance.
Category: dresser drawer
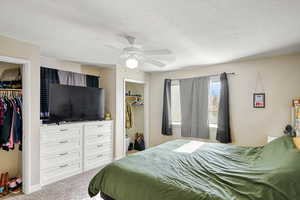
[85,123,112,135]
[41,127,81,143]
[41,137,82,153]
[85,133,111,146]
[41,125,81,135]
[84,151,113,170]
[41,149,82,170]
[84,128,112,137]
[85,150,113,163]
[41,161,82,185]
[85,141,112,154]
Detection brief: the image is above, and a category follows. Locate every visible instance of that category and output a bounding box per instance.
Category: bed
[89,136,300,200]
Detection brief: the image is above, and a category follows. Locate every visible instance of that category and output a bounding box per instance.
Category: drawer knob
[59,140,68,144]
[97,125,104,128]
[97,144,103,148]
[59,152,68,156]
[59,164,68,168]
[97,135,103,138]
[60,129,68,132]
[97,154,103,158]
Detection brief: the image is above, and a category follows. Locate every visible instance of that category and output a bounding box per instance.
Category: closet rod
[0,89,22,91]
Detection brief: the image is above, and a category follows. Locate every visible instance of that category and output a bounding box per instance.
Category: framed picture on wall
[253,93,265,108]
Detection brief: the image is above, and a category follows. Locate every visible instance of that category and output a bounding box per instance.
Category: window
[171,78,221,125]
[171,81,181,124]
[208,78,221,124]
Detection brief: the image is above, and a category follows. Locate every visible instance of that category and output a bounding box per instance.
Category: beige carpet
[4,168,103,200]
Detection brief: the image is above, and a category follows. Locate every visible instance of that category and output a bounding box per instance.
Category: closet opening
[0,61,23,198]
[124,80,147,156]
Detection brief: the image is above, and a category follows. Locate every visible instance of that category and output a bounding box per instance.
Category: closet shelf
[132,102,144,106]
[126,95,144,106]
[126,96,142,101]
[126,95,142,98]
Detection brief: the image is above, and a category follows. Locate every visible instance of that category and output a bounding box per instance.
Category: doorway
[0,56,31,196]
[124,80,148,156]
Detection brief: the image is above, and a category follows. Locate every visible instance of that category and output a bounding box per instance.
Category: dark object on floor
[101,192,115,200]
[134,133,145,151]
[284,125,296,137]
[128,142,133,151]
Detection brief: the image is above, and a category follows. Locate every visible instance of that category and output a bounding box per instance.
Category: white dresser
[40,120,113,186]
[83,121,114,171]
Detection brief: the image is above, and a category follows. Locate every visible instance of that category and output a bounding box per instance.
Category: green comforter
[89,136,300,200]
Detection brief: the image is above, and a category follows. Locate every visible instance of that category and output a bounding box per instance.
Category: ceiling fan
[108,35,173,69]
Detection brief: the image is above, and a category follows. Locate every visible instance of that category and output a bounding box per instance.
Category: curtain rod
[168,72,236,81]
[209,72,236,76]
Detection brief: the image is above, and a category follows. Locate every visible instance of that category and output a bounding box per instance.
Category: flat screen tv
[49,84,105,122]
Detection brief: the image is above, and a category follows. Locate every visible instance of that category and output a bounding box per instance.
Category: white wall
[115,67,150,159]
[149,54,300,147]
[40,56,82,72]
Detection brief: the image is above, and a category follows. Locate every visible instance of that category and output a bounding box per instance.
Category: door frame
[0,56,32,194]
[123,79,149,156]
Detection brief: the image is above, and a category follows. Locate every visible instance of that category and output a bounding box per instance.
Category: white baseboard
[29,184,42,193]
[114,156,124,161]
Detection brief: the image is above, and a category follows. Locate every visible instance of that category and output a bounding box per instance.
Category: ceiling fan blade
[120,54,129,59]
[142,49,172,56]
[123,35,136,45]
[104,44,122,50]
[144,59,166,68]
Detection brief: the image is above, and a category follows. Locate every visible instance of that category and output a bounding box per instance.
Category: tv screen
[49,84,105,122]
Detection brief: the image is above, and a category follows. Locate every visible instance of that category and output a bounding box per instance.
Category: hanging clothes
[14,98,22,146]
[126,101,133,129]
[0,92,22,151]
[0,98,5,126]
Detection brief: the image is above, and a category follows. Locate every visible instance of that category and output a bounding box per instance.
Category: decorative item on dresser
[40,120,113,186]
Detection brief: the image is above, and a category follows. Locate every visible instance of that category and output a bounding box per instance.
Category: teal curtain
[86,75,99,88]
[216,73,231,143]
[40,67,59,119]
[162,79,172,135]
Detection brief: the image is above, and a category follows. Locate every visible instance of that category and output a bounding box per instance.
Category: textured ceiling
[0,0,300,71]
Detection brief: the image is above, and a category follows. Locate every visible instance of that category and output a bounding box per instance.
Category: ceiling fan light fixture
[125,57,139,69]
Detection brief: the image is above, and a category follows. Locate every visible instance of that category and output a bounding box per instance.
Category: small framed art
[253,93,265,108]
